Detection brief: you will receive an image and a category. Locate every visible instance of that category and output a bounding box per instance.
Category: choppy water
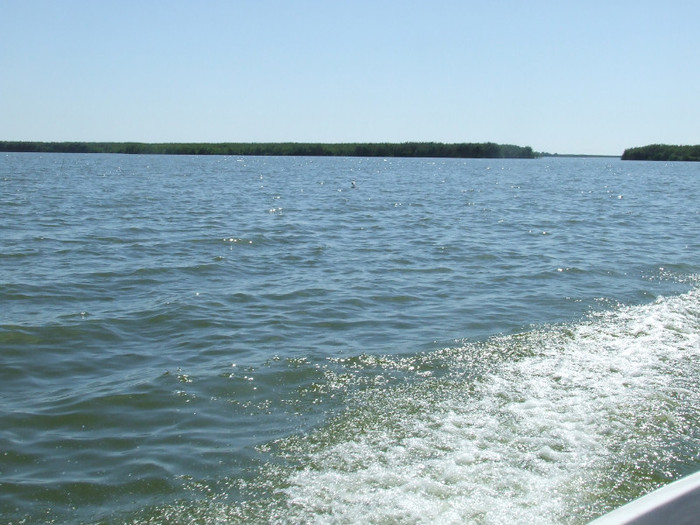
[1,153,699,524]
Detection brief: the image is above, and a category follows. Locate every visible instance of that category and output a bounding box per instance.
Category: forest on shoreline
[0,141,535,159]
[5,141,700,161]
[621,144,700,161]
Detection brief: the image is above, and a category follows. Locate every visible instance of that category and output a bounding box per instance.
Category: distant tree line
[621,144,700,161]
[0,141,535,159]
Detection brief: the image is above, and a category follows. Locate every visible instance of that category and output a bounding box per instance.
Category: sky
[1,1,698,155]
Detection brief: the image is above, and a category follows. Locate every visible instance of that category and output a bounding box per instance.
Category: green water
[1,154,699,524]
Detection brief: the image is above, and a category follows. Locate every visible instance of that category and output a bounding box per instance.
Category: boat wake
[134,287,700,525]
[270,289,700,524]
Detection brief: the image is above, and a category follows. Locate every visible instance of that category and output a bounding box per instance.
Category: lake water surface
[1,153,699,524]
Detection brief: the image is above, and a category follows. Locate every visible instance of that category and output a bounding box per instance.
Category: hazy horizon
[2,1,699,156]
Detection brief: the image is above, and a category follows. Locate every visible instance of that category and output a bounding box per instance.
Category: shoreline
[0,140,535,159]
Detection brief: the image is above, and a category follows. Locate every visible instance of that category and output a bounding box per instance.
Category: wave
[217,287,700,524]
[5,285,700,524]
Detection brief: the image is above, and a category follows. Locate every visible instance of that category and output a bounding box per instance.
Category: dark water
[1,153,699,524]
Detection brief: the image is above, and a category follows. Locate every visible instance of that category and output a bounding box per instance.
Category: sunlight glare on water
[266,290,700,525]
[1,153,699,524]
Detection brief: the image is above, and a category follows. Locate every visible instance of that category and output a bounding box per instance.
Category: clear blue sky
[1,1,698,155]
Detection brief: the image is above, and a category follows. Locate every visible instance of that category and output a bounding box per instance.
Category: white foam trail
[280,289,700,524]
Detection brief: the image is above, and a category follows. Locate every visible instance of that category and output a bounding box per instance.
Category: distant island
[0,141,535,159]
[622,144,700,161]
